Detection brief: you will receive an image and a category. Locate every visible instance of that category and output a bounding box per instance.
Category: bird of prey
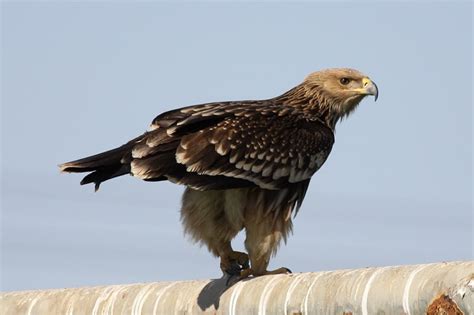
[60,68,378,278]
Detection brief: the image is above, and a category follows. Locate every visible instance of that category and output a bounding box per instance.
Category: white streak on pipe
[258,275,285,315]
[361,267,385,315]
[349,269,365,301]
[303,272,328,314]
[152,282,177,315]
[229,280,247,315]
[66,297,74,315]
[468,278,474,290]
[103,285,129,314]
[26,296,39,315]
[402,264,428,315]
[284,274,305,315]
[132,283,155,314]
[92,286,115,315]
[66,290,79,315]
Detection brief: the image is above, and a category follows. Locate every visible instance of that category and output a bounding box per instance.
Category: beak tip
[372,80,379,102]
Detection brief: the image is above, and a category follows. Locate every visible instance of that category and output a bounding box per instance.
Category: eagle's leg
[243,208,293,277]
[181,188,248,276]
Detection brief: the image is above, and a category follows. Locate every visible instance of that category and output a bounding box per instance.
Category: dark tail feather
[79,164,130,191]
[59,137,142,191]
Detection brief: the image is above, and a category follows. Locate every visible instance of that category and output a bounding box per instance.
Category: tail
[59,136,142,191]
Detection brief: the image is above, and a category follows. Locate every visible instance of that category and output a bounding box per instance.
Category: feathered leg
[181,187,249,275]
[241,194,294,277]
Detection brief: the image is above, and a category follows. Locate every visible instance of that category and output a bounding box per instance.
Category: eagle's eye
[339,77,351,85]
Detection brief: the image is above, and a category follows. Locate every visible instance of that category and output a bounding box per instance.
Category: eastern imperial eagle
[60,68,378,278]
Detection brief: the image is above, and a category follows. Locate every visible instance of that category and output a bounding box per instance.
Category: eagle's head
[302,68,378,120]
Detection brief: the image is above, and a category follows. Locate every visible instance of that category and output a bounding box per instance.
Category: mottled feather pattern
[174,107,334,189]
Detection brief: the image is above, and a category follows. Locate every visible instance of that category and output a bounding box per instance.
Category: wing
[130,101,334,191]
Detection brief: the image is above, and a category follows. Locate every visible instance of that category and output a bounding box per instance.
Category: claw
[224,259,243,276]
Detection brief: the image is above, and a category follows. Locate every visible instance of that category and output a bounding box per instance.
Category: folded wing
[131,102,335,191]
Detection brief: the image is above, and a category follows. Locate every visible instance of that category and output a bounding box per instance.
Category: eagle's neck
[274,84,343,130]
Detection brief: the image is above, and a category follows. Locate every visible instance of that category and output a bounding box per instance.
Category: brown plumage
[60,68,378,277]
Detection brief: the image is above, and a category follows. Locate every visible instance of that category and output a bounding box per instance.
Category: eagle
[60,68,378,278]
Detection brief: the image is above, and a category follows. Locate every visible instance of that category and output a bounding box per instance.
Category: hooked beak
[361,77,379,101]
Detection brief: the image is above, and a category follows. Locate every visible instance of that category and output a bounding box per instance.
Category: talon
[284,267,292,273]
[224,260,243,276]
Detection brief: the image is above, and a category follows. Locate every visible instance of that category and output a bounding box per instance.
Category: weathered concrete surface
[1,261,473,314]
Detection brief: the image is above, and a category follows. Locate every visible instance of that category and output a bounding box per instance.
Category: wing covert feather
[175,109,334,189]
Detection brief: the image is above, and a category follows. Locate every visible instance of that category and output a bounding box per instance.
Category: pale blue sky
[1,2,472,291]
